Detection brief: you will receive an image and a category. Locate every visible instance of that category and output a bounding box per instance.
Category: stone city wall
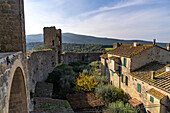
[63,52,103,65]
[27,50,57,93]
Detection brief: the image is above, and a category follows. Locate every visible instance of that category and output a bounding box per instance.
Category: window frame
[137,83,141,93]
[125,76,128,86]
[150,96,154,103]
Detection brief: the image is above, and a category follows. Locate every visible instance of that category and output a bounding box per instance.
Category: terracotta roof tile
[108,44,154,57]
[147,88,166,99]
[128,98,143,107]
[131,61,170,93]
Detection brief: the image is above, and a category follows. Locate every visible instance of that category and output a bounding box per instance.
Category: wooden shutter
[121,74,123,83]
[124,58,127,67]
[150,96,154,103]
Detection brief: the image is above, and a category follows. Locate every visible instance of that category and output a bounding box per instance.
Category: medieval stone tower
[43,27,62,64]
[0,0,26,53]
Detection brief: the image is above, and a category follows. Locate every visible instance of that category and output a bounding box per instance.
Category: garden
[45,61,136,113]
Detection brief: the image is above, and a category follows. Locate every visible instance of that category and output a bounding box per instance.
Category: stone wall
[44,27,62,64]
[0,52,29,113]
[131,46,170,71]
[0,0,26,53]
[63,52,103,65]
[27,50,57,93]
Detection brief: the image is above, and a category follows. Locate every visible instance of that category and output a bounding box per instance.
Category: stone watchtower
[0,0,26,53]
[43,26,62,64]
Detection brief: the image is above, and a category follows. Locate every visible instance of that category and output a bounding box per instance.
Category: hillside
[26,33,167,47]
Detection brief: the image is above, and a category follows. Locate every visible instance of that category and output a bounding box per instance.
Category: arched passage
[9,67,28,113]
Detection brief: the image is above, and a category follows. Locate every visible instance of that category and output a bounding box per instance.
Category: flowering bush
[73,72,98,92]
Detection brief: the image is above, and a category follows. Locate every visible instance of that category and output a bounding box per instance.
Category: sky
[24,0,170,42]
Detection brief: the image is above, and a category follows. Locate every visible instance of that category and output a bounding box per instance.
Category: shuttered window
[150,96,154,103]
[125,76,128,86]
[121,74,123,83]
[112,71,113,76]
[124,58,127,67]
[137,83,141,93]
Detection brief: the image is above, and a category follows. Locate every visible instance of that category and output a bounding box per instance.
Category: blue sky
[24,0,170,42]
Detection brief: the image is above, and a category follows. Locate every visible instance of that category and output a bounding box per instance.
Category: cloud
[79,0,146,17]
[64,1,170,42]
[24,0,170,42]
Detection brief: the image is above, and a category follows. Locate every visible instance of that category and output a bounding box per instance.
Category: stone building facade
[101,42,170,113]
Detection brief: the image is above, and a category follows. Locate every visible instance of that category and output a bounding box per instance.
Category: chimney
[113,43,122,49]
[153,39,156,45]
[151,71,155,80]
[166,65,170,72]
[167,43,170,51]
[133,42,138,47]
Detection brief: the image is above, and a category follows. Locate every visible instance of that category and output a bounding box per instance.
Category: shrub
[73,73,98,93]
[94,75,109,84]
[59,67,76,95]
[89,61,101,69]
[46,66,76,99]
[95,83,124,105]
[104,101,136,113]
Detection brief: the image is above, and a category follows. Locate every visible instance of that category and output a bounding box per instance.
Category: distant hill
[26,34,43,43]
[26,33,167,48]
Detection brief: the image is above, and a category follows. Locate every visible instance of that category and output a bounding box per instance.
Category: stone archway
[8,67,28,113]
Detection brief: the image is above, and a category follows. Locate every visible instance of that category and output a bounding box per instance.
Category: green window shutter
[137,83,141,93]
[110,59,111,63]
[112,71,113,76]
[121,74,123,83]
[150,96,154,103]
[125,76,128,86]
[124,58,127,67]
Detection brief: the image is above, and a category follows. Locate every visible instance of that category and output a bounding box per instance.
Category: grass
[57,64,72,69]
[105,48,113,51]
[64,102,70,108]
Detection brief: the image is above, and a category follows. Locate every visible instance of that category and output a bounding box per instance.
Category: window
[52,40,54,46]
[110,59,112,63]
[137,83,141,93]
[125,76,128,86]
[121,74,123,83]
[150,96,154,103]
[124,58,127,67]
[112,71,113,76]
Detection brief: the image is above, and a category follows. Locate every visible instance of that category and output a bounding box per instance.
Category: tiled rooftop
[128,98,143,107]
[147,88,166,99]
[107,44,154,57]
[131,61,170,93]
